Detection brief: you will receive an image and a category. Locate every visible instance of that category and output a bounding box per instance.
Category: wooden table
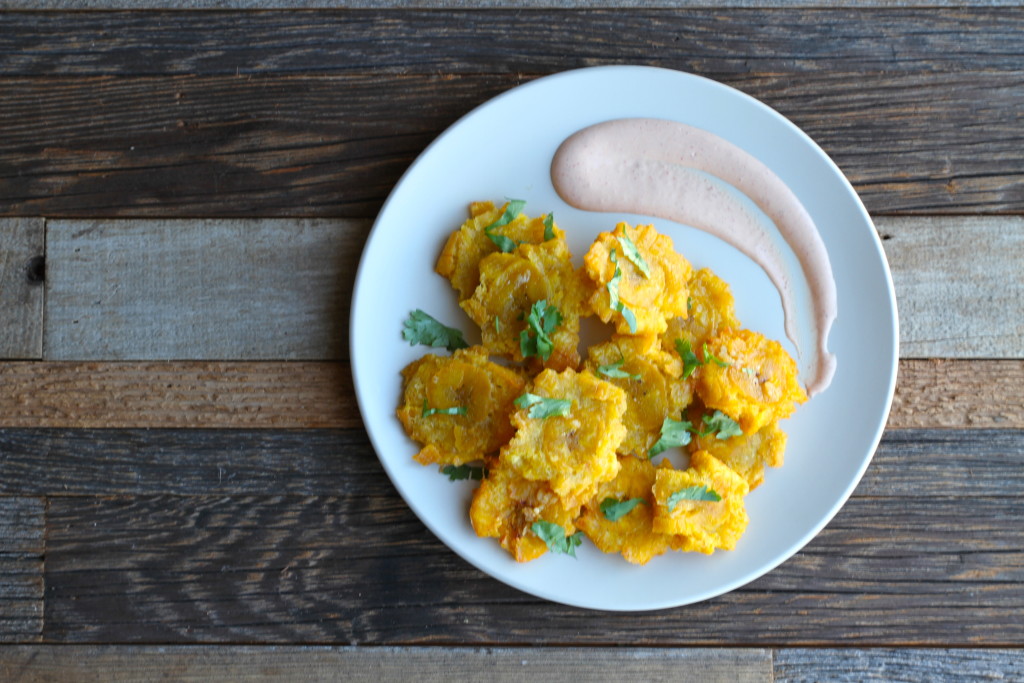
[1,5,1022,681]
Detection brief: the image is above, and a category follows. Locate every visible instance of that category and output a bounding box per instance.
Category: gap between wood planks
[0,358,1020,429]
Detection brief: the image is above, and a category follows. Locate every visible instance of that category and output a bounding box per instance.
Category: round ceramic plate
[350,66,898,611]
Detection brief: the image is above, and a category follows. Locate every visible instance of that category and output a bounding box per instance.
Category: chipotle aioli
[551,118,836,396]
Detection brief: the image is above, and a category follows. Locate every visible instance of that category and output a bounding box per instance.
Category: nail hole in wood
[25,256,45,285]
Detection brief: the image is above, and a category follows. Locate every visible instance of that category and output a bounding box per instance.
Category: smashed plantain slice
[661,267,741,355]
[696,328,807,434]
[577,455,674,565]
[470,457,579,562]
[501,368,627,509]
[583,336,692,458]
[460,240,587,372]
[397,346,526,466]
[652,450,750,554]
[691,419,787,491]
[583,222,692,336]
[437,200,566,302]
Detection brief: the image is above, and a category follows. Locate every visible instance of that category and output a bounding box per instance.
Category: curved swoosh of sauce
[551,118,837,396]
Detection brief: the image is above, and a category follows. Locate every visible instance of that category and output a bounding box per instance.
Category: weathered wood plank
[0,0,1020,10]
[0,497,45,643]
[889,359,1024,430]
[774,648,1024,682]
[44,219,364,360]
[0,218,45,359]
[35,216,1024,360]
[2,427,1020,497]
[42,492,1024,644]
[0,645,772,682]
[2,10,1022,76]
[881,216,1024,359]
[0,358,1018,429]
[0,361,358,428]
[1,72,1021,217]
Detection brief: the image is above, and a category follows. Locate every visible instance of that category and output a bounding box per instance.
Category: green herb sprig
[483,199,526,253]
[514,392,572,419]
[519,299,562,362]
[403,310,469,352]
[531,521,584,558]
[667,485,722,510]
[607,249,638,334]
[599,497,648,522]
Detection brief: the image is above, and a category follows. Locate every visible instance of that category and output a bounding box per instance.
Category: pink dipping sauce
[551,118,837,396]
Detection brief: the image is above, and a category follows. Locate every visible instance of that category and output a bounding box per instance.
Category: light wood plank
[0,497,44,643]
[41,491,1024,644]
[0,359,1018,429]
[44,219,365,361]
[36,216,1024,360]
[0,645,771,682]
[0,218,44,359]
[774,648,1024,682]
[879,215,1024,358]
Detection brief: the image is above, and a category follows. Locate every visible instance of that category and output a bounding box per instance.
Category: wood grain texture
[889,359,1024,429]
[2,0,1021,8]
[32,216,1024,360]
[0,218,45,359]
[0,359,1019,429]
[41,487,1024,644]
[44,219,364,360]
[0,498,45,643]
[881,216,1024,359]
[0,361,358,428]
[774,648,1024,682]
[1,72,1021,217]
[2,10,1022,76]
[2,427,1021,497]
[0,645,772,682]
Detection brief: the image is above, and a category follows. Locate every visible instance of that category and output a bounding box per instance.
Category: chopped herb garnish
[667,485,722,510]
[649,416,694,457]
[495,317,502,334]
[742,367,757,376]
[702,342,730,367]
[700,410,743,439]
[402,310,469,351]
[597,354,641,381]
[519,299,562,362]
[600,497,647,522]
[618,230,651,277]
[483,199,526,253]
[687,295,693,312]
[514,392,572,419]
[607,249,638,334]
[543,213,555,241]
[531,520,584,558]
[441,464,485,481]
[675,338,703,379]
[421,399,468,418]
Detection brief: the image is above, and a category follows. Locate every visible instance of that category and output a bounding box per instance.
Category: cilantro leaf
[675,338,702,379]
[702,342,730,367]
[607,249,638,334]
[531,520,584,558]
[514,392,572,419]
[597,355,641,381]
[543,213,555,241]
[441,464,485,481]
[483,199,526,253]
[519,299,563,362]
[600,497,647,522]
[667,485,722,510]
[700,410,743,439]
[649,416,693,457]
[402,310,469,351]
[421,399,468,418]
[618,231,651,277]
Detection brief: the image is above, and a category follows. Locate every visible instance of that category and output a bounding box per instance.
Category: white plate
[350,66,898,611]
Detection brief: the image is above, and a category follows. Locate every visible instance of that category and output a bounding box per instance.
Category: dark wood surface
[1,6,1022,680]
